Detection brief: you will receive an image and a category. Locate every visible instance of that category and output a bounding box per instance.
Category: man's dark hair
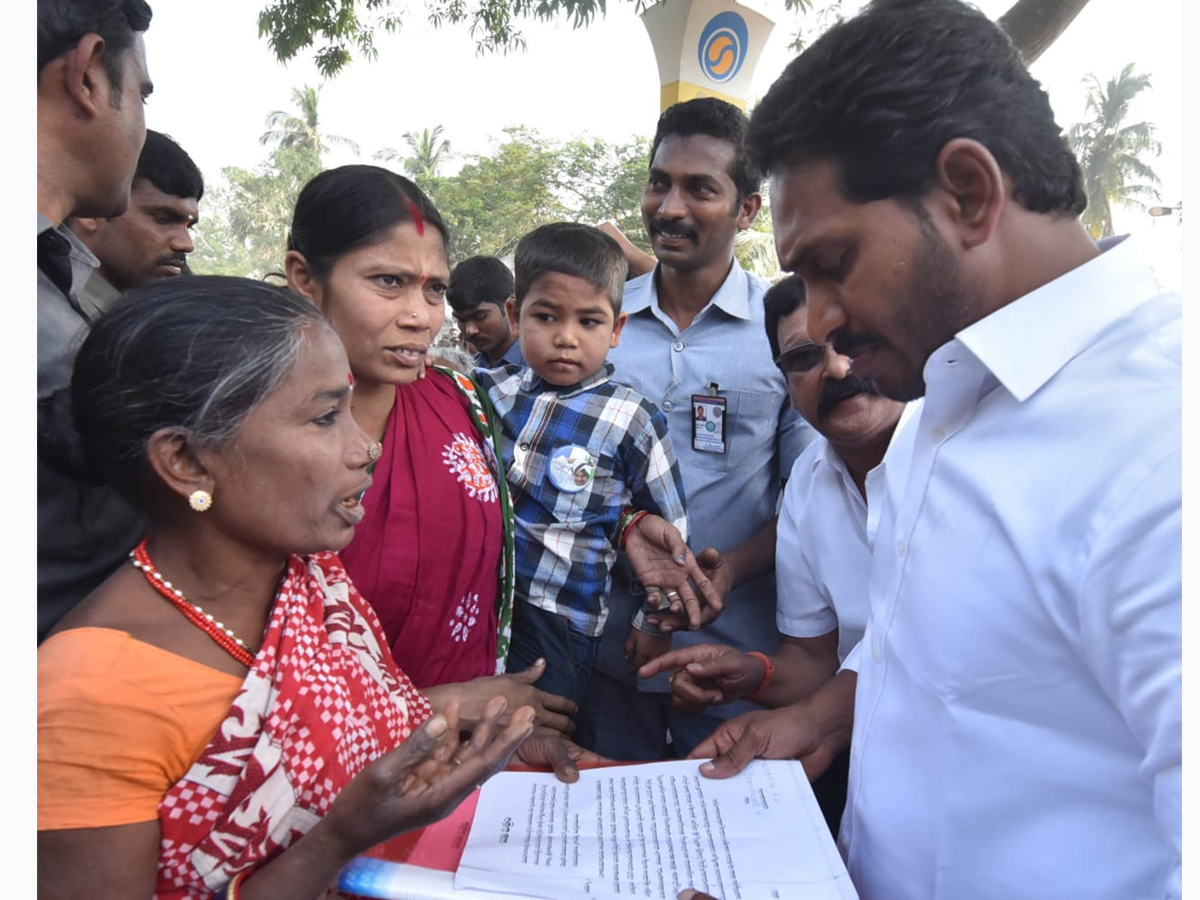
[447,256,513,313]
[763,275,807,363]
[38,0,153,93]
[514,222,625,315]
[650,97,761,204]
[136,130,204,202]
[749,0,1085,216]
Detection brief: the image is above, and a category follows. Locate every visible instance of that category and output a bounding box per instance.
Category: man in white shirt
[641,274,906,833]
[703,1,1181,899]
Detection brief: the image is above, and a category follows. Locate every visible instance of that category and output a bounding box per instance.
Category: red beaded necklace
[130,539,256,668]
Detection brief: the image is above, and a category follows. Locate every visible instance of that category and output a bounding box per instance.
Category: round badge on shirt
[548,445,596,493]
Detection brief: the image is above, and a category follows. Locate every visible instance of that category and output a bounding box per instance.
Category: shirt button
[872,645,882,662]
[519,442,530,451]
[932,426,946,441]
[896,539,906,556]
[661,400,674,412]
[672,340,685,352]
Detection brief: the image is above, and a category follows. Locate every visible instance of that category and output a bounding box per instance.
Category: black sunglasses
[775,343,826,375]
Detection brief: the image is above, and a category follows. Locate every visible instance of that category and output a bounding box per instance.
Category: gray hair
[72,276,331,506]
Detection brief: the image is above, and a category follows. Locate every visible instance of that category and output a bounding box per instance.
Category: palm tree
[375,126,453,181]
[1069,64,1161,238]
[260,84,360,157]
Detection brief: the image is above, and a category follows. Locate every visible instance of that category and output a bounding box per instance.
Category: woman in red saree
[283,167,574,728]
[37,278,584,899]
[283,167,718,732]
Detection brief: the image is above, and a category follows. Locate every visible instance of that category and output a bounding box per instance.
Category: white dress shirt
[775,425,899,663]
[841,236,1181,900]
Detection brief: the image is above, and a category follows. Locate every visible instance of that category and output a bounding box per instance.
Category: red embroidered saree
[339,370,514,688]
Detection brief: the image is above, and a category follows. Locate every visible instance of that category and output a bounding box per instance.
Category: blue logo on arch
[698,11,748,85]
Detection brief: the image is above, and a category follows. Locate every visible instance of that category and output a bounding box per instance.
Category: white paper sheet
[455,760,857,900]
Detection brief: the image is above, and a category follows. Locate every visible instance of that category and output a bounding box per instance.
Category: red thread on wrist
[745,651,775,702]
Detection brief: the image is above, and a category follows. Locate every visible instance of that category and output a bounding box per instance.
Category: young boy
[473,222,688,705]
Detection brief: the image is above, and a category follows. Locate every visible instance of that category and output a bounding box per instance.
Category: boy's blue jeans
[506,600,599,707]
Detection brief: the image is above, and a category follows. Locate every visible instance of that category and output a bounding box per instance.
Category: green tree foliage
[426,126,562,260]
[260,84,361,157]
[256,0,1085,78]
[190,145,323,279]
[426,126,651,263]
[259,0,622,78]
[1068,64,1161,238]
[556,135,652,253]
[375,125,454,181]
[191,119,653,277]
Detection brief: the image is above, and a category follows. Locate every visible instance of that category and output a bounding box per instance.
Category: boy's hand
[623,516,724,629]
[624,628,672,672]
[643,547,730,633]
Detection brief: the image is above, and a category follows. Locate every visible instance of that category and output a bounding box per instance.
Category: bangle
[618,510,650,548]
[615,507,639,545]
[744,651,775,702]
[216,871,247,900]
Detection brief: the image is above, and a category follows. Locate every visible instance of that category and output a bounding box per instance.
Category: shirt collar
[948,236,1161,403]
[626,259,754,322]
[500,340,524,366]
[519,361,615,397]
[474,340,524,369]
[36,211,100,267]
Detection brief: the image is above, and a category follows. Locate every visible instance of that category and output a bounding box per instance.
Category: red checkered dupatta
[155,552,433,899]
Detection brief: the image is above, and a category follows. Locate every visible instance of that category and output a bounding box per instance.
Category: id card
[692,394,727,454]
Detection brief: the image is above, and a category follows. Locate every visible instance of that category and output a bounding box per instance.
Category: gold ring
[368,442,383,462]
[666,590,681,600]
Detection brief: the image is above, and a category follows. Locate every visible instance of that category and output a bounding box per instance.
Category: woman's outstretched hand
[425,662,578,736]
[324,697,534,856]
[513,732,611,783]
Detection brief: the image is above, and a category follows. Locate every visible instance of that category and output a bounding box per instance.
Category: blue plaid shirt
[474,362,688,637]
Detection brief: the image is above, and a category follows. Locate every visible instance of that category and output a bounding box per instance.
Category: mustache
[156,254,188,269]
[648,218,698,243]
[817,373,881,421]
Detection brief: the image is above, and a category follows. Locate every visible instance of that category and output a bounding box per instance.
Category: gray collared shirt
[38,211,145,641]
[593,259,815,694]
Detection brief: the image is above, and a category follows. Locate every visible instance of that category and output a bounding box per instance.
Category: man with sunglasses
[640,275,908,833]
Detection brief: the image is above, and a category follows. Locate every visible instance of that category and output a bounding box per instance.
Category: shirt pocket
[690,389,778,473]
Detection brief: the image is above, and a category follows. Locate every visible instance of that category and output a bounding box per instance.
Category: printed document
[455,759,857,900]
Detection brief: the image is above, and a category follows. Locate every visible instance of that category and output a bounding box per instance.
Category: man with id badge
[577,98,814,760]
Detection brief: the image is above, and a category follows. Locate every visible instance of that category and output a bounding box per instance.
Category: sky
[139,0,1186,289]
